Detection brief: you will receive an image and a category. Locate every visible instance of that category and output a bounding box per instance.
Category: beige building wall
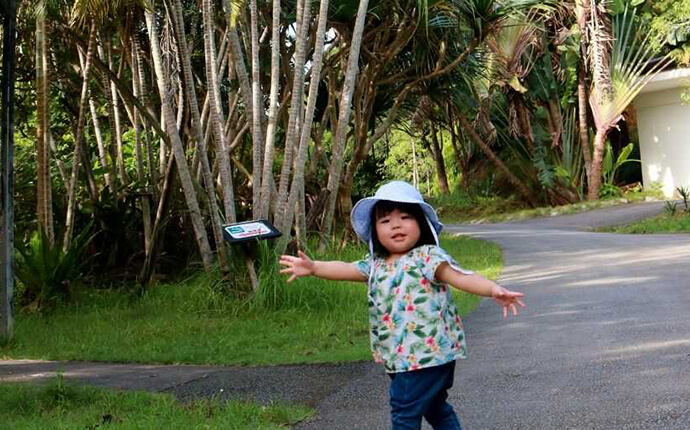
[633,69,690,198]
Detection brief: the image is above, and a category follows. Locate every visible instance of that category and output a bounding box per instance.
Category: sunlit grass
[598,213,690,234]
[2,235,501,365]
[433,187,663,225]
[0,376,312,429]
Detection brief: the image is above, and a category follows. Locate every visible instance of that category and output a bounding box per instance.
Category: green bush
[14,225,96,311]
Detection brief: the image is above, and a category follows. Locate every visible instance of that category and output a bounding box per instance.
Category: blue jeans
[388,361,462,430]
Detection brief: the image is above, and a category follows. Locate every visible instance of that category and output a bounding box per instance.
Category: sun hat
[350,181,443,251]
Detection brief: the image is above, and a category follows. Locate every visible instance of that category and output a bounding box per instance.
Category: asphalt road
[296,201,690,430]
[2,201,689,430]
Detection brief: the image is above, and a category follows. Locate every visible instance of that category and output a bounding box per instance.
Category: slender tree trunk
[63,23,97,252]
[88,96,114,192]
[202,0,236,222]
[107,39,126,182]
[277,0,330,253]
[456,109,537,207]
[138,156,175,287]
[248,0,264,218]
[133,33,159,202]
[274,0,312,229]
[412,139,419,188]
[131,40,152,253]
[430,122,449,194]
[578,65,593,179]
[170,0,230,272]
[321,0,370,242]
[258,0,282,219]
[588,128,609,200]
[146,9,215,272]
[35,14,54,244]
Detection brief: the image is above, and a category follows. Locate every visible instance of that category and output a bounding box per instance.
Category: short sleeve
[419,245,474,282]
[354,254,373,279]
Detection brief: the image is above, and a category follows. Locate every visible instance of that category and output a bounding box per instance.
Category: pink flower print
[407,354,418,365]
[426,336,436,347]
[455,315,461,324]
[373,350,383,363]
[441,285,447,293]
[410,364,420,371]
[406,304,416,313]
[394,287,402,296]
[420,278,432,293]
[382,313,395,329]
[396,344,404,355]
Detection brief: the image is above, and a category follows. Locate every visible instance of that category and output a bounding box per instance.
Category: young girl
[279,181,524,430]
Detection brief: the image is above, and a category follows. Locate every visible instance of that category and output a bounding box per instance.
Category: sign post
[222,220,282,244]
[222,220,281,291]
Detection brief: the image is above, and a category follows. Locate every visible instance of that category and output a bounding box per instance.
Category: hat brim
[350,196,443,244]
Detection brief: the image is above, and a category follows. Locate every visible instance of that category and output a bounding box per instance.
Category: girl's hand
[279,251,315,282]
[491,285,525,318]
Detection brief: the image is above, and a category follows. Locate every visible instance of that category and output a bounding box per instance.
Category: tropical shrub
[14,225,96,311]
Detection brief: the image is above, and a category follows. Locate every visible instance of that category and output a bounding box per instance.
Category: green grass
[0,376,312,429]
[599,213,690,234]
[432,187,663,225]
[2,235,501,365]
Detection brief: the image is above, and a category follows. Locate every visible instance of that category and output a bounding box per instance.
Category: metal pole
[1,0,17,344]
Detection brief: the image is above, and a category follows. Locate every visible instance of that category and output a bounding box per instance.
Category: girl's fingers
[503,306,508,319]
[298,250,308,260]
[288,274,296,283]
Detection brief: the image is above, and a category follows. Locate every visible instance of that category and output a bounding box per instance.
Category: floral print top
[355,244,474,373]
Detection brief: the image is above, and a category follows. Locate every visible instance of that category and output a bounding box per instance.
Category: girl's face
[374,208,421,260]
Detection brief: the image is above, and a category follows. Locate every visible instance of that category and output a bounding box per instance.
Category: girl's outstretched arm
[279,251,367,283]
[435,262,525,318]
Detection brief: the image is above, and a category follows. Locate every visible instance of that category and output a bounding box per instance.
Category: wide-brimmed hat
[350,181,443,248]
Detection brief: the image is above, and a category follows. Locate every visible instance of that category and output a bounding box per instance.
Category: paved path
[2,202,689,429]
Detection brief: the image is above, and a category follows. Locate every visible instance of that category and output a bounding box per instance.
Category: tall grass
[1,235,501,365]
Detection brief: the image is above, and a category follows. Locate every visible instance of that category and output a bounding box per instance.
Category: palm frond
[589,4,672,131]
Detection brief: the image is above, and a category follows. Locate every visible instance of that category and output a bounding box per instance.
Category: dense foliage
[1,0,682,305]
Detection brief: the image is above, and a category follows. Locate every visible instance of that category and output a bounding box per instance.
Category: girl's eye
[379,218,390,224]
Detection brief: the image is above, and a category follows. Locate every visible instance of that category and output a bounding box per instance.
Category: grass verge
[2,235,501,365]
[598,213,690,234]
[432,188,662,225]
[0,375,312,429]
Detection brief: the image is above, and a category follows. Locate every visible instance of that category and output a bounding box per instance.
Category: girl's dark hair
[370,200,436,257]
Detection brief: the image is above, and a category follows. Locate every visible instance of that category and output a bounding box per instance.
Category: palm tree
[169,0,230,272]
[274,0,314,231]
[35,4,54,245]
[258,0,283,219]
[585,3,668,199]
[276,0,331,253]
[63,22,97,252]
[202,0,236,222]
[321,0,370,241]
[145,7,215,271]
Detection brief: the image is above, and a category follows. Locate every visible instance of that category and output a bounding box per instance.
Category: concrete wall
[633,69,690,198]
